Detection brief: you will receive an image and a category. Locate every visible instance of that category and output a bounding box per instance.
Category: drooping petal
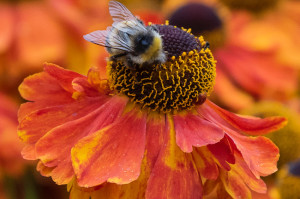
[219,168,252,199]
[72,107,147,187]
[174,113,224,152]
[35,96,127,184]
[225,127,279,178]
[192,147,219,180]
[232,153,267,194]
[199,100,287,136]
[207,136,235,171]
[145,114,202,199]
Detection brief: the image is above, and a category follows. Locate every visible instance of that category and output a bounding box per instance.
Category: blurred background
[0,0,300,198]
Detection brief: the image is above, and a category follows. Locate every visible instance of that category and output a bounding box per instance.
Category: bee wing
[83,27,133,52]
[83,28,110,46]
[109,1,146,35]
[109,1,136,23]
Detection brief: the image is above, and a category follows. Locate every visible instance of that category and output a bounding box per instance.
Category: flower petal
[19,63,81,102]
[72,107,147,187]
[174,113,224,152]
[44,63,84,92]
[232,153,267,194]
[225,127,279,178]
[192,147,219,180]
[35,96,127,184]
[18,96,108,145]
[145,115,202,199]
[219,168,252,199]
[199,100,287,136]
[207,136,235,171]
[18,64,81,120]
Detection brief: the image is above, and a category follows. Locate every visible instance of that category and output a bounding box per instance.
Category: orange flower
[18,2,286,198]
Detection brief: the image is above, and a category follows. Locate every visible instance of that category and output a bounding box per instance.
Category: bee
[84,1,166,69]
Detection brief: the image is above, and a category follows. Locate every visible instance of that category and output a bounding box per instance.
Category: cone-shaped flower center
[219,0,279,13]
[108,24,216,113]
[168,3,225,50]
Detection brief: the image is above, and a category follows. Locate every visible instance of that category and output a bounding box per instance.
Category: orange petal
[145,114,202,199]
[232,153,267,194]
[35,96,127,184]
[199,100,287,136]
[225,127,279,178]
[37,160,74,184]
[72,107,147,187]
[207,136,235,171]
[18,71,73,105]
[192,147,219,180]
[174,113,224,153]
[219,168,252,199]
[18,63,92,121]
[44,63,85,92]
[18,96,108,145]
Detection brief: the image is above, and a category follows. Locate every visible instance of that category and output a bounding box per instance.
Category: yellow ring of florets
[107,38,216,114]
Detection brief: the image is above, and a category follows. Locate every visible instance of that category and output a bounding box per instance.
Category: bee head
[133,32,154,55]
[130,26,165,65]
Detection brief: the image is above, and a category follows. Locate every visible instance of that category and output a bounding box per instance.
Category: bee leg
[203,41,210,50]
[110,53,127,61]
[125,58,136,70]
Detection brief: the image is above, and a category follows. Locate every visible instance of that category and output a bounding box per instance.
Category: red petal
[225,127,279,178]
[72,107,147,187]
[199,100,287,136]
[35,96,127,184]
[145,115,202,199]
[207,136,235,171]
[192,147,219,180]
[174,113,224,152]
[145,113,166,170]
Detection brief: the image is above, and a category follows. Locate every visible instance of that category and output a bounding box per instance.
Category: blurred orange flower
[224,0,300,69]
[0,1,66,93]
[0,93,24,177]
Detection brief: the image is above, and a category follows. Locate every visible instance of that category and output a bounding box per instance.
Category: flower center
[219,0,279,13]
[108,24,216,113]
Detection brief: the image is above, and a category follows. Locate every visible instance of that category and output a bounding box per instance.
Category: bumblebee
[84,1,166,69]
